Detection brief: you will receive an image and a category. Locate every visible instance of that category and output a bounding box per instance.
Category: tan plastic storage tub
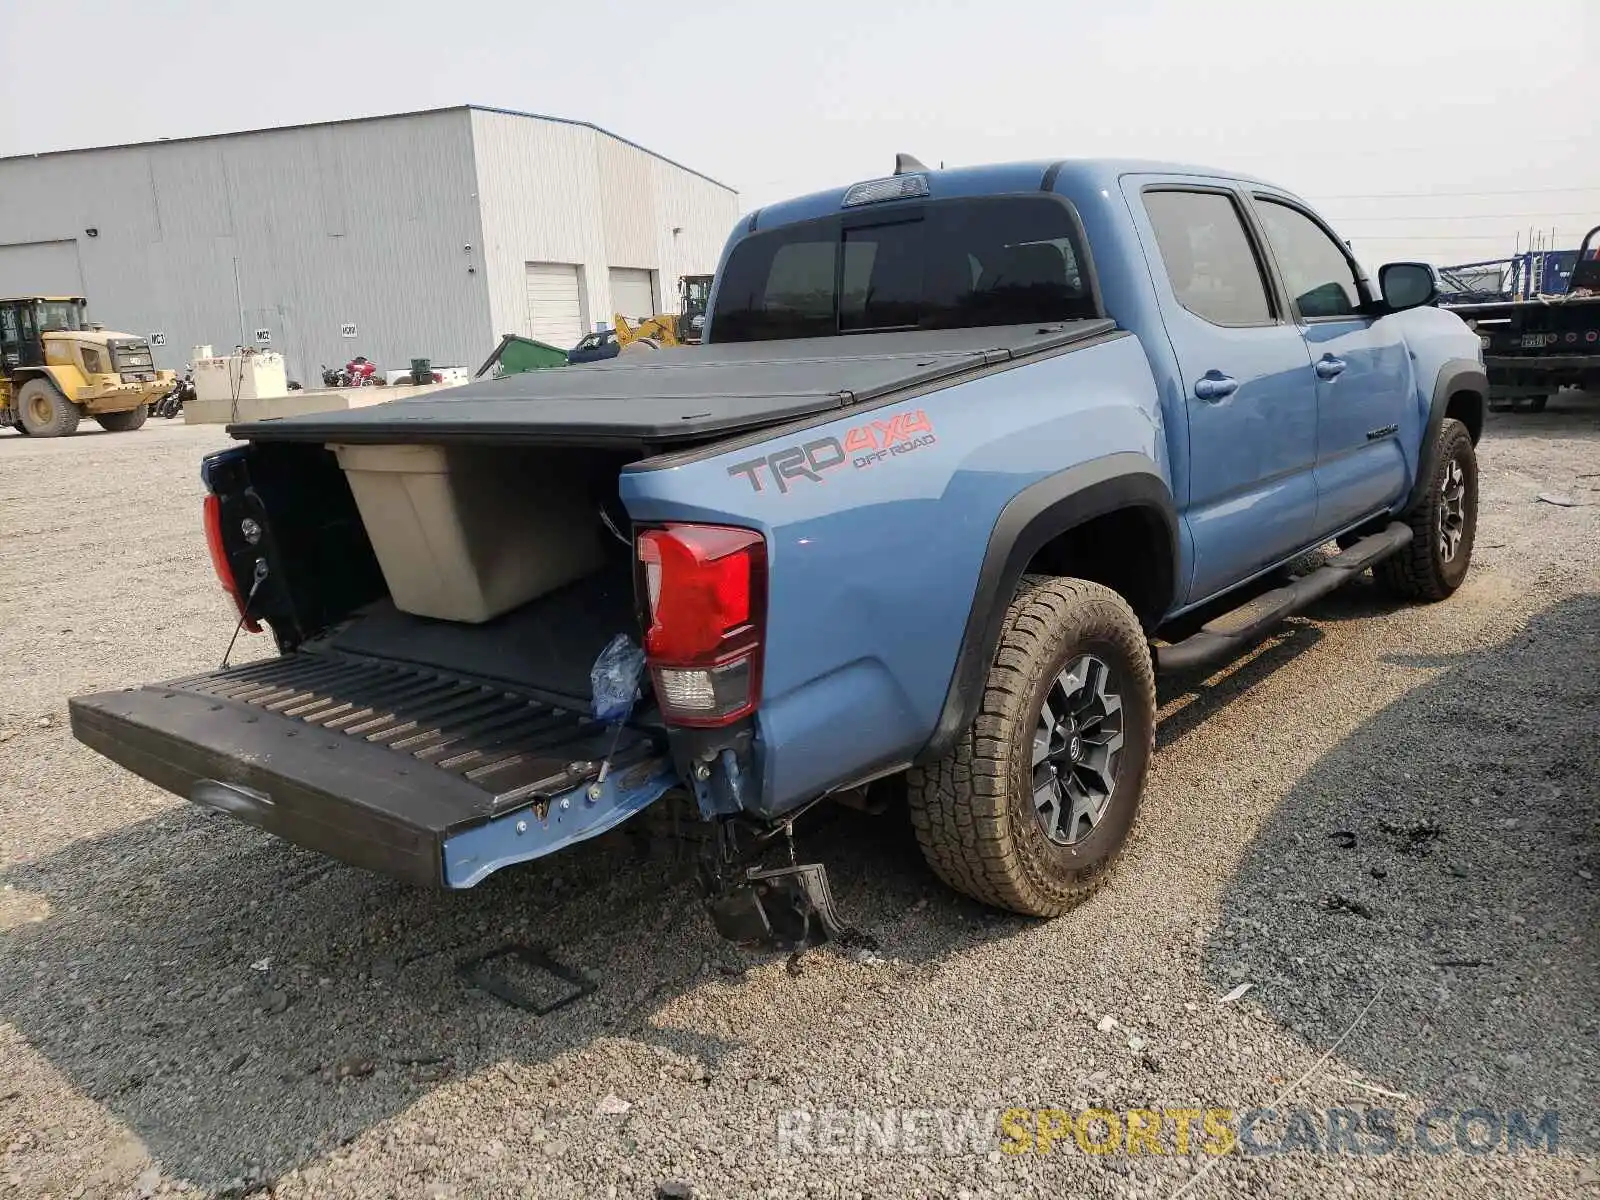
[329,443,607,624]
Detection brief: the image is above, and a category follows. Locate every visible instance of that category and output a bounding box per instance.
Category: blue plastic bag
[590,633,646,723]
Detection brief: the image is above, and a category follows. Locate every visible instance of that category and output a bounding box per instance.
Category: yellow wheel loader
[0,297,175,437]
[610,274,717,353]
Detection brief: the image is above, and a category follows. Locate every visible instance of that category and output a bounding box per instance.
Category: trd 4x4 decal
[727,409,937,494]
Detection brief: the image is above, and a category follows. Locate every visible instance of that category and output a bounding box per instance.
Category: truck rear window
[709,196,1097,342]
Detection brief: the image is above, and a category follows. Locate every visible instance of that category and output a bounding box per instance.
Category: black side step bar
[1155,522,1412,674]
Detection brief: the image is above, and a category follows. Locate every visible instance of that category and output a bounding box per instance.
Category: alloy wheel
[1032,654,1125,846]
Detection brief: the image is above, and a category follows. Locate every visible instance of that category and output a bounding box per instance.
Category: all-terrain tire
[95,404,149,433]
[905,576,1156,917]
[16,379,80,437]
[1375,417,1477,602]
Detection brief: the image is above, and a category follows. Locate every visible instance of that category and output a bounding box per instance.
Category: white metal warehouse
[0,106,739,383]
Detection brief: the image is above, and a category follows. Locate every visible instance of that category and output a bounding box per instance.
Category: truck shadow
[1198,592,1600,1149]
[9,593,1583,1187]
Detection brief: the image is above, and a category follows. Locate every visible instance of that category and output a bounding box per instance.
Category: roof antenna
[894,153,929,175]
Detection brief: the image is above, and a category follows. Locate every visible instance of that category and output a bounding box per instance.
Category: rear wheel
[17,379,80,437]
[906,577,1156,917]
[1375,417,1477,601]
[95,404,149,432]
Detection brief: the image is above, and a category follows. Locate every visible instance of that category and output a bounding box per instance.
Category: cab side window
[1254,199,1363,318]
[1143,190,1274,327]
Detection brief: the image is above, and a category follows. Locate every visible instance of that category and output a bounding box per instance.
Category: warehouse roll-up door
[524,262,585,349]
[0,240,84,298]
[608,268,655,322]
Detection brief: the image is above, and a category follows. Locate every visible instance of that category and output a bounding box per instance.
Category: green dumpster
[473,334,570,379]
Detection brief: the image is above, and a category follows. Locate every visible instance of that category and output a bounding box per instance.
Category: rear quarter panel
[619,334,1166,815]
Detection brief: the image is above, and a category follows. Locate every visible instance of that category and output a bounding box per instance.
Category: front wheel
[906,577,1156,917]
[16,378,80,437]
[1375,417,1478,601]
[95,404,149,432]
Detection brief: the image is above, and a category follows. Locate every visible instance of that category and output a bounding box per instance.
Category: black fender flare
[915,452,1179,763]
[1404,358,1486,513]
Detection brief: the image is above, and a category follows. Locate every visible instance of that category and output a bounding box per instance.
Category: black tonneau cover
[228,321,1115,449]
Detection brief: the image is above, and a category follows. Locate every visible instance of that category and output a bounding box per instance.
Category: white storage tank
[193,352,288,403]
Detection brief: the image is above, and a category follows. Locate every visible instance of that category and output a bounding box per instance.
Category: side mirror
[1378,262,1437,311]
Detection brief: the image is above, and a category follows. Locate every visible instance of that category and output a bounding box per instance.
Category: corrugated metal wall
[470,110,737,341]
[0,107,738,382]
[0,110,490,384]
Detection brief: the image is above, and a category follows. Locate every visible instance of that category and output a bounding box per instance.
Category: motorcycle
[321,355,380,388]
[152,366,195,419]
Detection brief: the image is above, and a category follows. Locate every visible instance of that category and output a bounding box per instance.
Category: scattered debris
[1328,830,1357,849]
[851,948,886,967]
[389,1051,449,1066]
[1219,983,1254,1005]
[1378,820,1445,856]
[1327,1075,1410,1102]
[1537,492,1584,507]
[595,1093,632,1117]
[333,1057,376,1081]
[1325,893,1374,919]
[249,957,272,972]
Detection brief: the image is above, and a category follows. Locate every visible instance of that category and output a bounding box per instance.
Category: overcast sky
[2,0,1595,271]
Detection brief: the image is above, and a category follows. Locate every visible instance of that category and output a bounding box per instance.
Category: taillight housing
[203,493,261,633]
[637,524,766,727]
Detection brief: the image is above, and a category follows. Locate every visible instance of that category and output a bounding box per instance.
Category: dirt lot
[1,401,1596,1200]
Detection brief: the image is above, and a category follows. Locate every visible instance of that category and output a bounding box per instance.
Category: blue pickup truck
[69,156,1486,949]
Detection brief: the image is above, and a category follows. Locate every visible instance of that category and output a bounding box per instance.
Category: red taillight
[637,524,765,727]
[204,494,260,633]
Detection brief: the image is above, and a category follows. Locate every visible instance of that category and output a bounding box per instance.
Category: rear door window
[1143,190,1275,327]
[709,196,1096,342]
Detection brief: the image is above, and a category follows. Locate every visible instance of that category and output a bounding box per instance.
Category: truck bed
[226,322,1115,449]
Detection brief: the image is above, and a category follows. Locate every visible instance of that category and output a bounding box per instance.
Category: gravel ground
[0,400,1596,1200]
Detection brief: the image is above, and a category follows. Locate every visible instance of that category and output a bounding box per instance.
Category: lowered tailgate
[69,650,675,888]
